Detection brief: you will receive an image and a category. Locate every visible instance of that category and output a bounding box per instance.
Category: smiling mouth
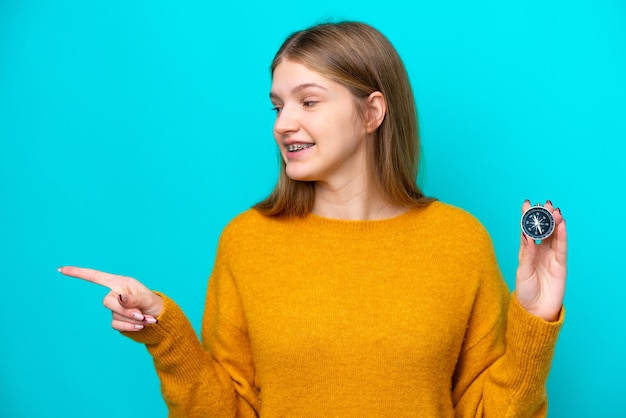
[286,143,315,152]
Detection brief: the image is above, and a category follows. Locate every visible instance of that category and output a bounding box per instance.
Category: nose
[273,105,300,136]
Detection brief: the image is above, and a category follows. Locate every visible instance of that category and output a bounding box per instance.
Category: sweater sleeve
[451,233,563,418]
[123,233,259,417]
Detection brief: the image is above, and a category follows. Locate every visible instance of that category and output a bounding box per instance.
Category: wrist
[514,292,562,322]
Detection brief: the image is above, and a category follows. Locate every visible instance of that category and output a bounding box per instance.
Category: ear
[365,91,386,134]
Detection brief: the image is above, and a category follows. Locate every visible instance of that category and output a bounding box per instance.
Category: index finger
[58,266,128,289]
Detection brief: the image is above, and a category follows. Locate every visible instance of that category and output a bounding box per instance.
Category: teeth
[286,143,314,152]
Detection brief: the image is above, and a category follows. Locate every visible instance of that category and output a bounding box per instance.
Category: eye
[303,101,317,108]
[271,106,282,115]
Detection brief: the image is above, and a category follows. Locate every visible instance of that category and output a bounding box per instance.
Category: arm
[452,289,562,417]
[60,252,260,417]
[125,292,259,418]
[452,201,566,417]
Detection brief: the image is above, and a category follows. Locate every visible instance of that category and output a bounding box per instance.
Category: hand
[515,200,567,322]
[59,266,164,332]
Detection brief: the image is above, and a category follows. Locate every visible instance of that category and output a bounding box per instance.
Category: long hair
[254,21,433,217]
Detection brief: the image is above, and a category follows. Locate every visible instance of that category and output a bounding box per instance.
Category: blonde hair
[255,21,433,217]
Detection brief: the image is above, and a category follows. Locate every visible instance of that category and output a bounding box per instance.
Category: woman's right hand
[59,266,164,332]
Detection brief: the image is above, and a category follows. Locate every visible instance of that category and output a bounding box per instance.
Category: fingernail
[132,312,144,321]
[133,324,144,330]
[524,199,530,204]
[144,317,157,324]
[546,199,553,206]
[119,294,129,304]
[556,208,561,214]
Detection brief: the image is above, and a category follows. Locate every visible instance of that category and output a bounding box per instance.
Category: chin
[285,166,317,182]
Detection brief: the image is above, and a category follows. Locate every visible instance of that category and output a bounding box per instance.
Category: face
[269,60,368,186]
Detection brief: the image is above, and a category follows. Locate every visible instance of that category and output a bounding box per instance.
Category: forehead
[270,60,340,96]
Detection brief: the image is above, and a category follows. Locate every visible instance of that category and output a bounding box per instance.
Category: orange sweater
[128,201,563,417]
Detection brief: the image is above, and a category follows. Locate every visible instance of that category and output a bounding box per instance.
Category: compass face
[521,206,555,240]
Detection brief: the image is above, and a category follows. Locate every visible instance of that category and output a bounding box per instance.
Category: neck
[312,178,406,221]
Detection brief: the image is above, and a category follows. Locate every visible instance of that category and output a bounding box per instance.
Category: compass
[521,205,555,241]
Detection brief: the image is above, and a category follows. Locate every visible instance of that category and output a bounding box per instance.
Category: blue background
[1,0,624,416]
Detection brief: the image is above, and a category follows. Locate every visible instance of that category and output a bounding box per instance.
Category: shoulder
[217,208,284,246]
[419,202,505,293]
[223,208,268,230]
[419,201,490,237]
[411,201,496,257]
[220,208,262,235]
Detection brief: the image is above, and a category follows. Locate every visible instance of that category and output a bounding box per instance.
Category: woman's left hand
[515,200,567,322]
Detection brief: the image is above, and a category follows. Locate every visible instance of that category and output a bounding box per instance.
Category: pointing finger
[58,266,129,290]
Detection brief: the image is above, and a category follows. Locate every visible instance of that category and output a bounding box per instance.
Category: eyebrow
[269,83,328,100]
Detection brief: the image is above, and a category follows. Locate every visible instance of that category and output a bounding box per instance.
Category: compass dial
[521,206,555,240]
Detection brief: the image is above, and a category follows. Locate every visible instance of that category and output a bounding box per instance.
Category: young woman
[60,21,567,417]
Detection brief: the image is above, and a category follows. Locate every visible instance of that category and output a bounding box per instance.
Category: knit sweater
[127,201,563,417]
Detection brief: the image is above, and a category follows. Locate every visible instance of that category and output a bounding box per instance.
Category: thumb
[118,292,163,317]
